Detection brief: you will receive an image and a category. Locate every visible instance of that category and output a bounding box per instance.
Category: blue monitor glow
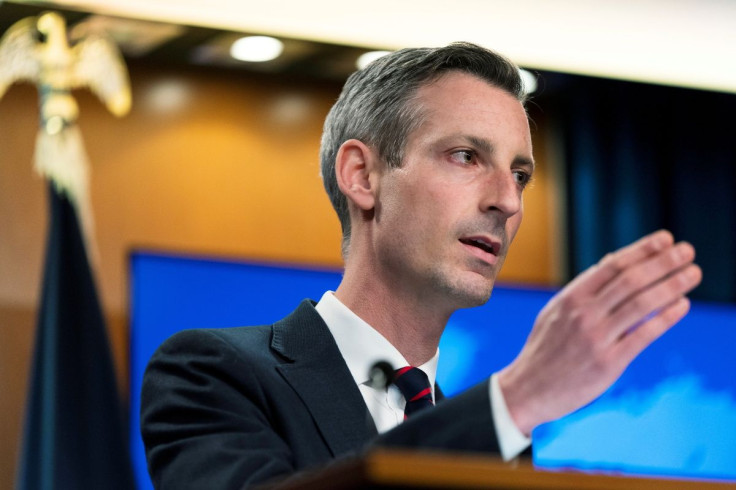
[129,251,736,489]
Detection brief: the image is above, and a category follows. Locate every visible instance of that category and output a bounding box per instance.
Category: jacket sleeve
[140,329,296,489]
[374,381,500,453]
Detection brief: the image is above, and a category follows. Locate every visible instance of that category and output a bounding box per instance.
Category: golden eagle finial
[0,11,131,253]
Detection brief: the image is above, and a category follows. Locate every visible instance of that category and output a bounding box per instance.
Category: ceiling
[0,1,378,82]
[2,0,736,93]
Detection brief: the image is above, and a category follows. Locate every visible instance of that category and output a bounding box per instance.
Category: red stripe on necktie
[410,387,432,402]
[395,366,413,377]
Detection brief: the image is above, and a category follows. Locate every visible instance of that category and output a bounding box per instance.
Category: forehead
[409,72,532,152]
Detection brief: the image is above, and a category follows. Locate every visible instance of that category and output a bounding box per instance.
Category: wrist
[497,365,542,437]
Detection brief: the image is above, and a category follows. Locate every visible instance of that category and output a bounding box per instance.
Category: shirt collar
[315,291,438,389]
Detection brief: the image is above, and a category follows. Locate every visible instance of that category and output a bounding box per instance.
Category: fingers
[567,230,674,296]
[595,240,696,315]
[605,263,701,343]
[556,229,701,347]
[613,296,692,365]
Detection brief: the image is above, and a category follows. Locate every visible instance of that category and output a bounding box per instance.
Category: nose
[480,170,522,218]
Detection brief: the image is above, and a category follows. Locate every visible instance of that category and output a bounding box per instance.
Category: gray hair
[319,42,527,256]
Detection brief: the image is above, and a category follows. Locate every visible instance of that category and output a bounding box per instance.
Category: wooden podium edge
[363,450,735,489]
[263,449,736,489]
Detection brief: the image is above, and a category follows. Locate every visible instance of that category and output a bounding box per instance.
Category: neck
[335,258,452,367]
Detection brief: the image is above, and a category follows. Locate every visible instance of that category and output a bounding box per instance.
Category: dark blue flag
[18,185,135,490]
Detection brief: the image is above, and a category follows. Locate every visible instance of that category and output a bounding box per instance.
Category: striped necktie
[393,366,434,418]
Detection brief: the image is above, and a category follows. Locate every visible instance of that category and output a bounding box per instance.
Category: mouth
[459,236,501,261]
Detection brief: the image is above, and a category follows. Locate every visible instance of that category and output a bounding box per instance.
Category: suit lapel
[272,300,377,457]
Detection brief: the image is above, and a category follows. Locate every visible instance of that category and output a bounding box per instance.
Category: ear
[335,139,379,211]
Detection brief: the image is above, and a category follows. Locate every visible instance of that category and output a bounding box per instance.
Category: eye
[513,170,532,188]
[449,149,475,165]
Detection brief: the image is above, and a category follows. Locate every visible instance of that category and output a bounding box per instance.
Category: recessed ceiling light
[356,50,392,70]
[519,68,538,95]
[230,36,284,62]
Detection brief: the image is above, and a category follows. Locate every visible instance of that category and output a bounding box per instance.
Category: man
[140,43,701,489]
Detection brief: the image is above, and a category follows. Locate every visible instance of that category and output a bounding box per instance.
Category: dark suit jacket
[141,300,501,489]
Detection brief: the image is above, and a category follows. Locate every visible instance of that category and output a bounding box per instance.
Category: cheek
[390,187,448,244]
[379,171,458,238]
[390,177,446,218]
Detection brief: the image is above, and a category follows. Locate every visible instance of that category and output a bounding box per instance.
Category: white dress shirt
[315,291,530,461]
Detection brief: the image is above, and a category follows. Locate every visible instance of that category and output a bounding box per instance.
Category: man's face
[372,72,534,310]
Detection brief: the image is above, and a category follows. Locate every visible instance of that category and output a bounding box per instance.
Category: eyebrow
[466,135,493,155]
[464,135,536,172]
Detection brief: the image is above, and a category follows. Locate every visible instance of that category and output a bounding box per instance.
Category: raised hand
[498,230,702,435]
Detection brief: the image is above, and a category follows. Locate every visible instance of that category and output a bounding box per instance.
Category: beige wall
[0,61,561,487]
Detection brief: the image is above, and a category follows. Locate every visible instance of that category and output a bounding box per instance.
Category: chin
[441,278,495,309]
[460,287,494,308]
[425,263,496,309]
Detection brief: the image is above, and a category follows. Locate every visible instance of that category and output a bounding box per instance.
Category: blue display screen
[129,251,736,489]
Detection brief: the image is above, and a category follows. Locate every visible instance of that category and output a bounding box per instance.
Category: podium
[265,450,735,489]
